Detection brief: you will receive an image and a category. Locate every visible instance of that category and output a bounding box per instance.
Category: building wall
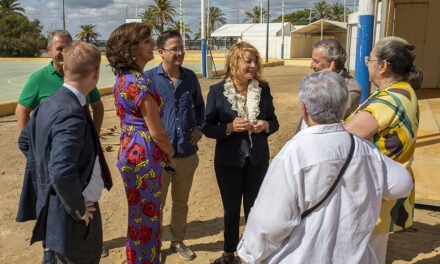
[290,33,347,58]
[393,0,440,88]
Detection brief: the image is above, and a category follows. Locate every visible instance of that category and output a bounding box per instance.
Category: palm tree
[0,0,25,15]
[148,0,176,34]
[207,6,227,37]
[329,3,345,21]
[167,21,192,40]
[244,6,268,23]
[313,0,330,20]
[142,7,161,34]
[76,24,101,43]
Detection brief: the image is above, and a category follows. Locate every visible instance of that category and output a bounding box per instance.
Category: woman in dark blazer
[203,42,279,264]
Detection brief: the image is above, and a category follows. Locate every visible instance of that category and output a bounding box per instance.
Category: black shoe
[101,246,109,258]
[42,249,57,264]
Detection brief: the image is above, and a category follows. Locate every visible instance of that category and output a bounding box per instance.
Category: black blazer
[202,80,279,168]
[17,87,98,254]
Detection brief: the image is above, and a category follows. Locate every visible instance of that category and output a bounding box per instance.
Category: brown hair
[105,23,152,74]
[63,41,101,80]
[48,30,72,47]
[224,42,266,85]
[374,36,423,89]
[157,30,182,49]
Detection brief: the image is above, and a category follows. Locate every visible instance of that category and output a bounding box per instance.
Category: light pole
[265,0,270,63]
[62,0,65,30]
[281,0,284,59]
[201,0,207,78]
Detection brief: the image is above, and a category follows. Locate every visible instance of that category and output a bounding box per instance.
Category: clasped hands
[227,117,269,134]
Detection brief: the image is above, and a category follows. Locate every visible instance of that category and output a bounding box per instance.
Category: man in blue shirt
[145,30,205,260]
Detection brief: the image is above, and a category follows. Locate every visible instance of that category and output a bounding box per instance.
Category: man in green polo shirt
[15,30,104,132]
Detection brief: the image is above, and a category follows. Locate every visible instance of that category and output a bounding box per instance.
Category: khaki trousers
[161,154,199,242]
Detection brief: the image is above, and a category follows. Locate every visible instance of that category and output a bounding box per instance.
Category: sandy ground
[0,65,439,263]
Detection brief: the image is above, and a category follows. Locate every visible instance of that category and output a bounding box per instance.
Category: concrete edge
[0,61,285,117]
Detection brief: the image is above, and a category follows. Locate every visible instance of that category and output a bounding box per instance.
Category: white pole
[207,0,210,44]
[180,0,183,37]
[183,8,186,48]
[281,0,285,59]
[135,0,138,18]
[309,8,312,24]
[201,0,207,78]
[260,2,263,23]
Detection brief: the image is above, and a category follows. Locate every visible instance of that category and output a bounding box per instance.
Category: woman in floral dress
[106,23,173,264]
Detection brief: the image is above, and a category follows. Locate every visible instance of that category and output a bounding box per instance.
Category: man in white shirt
[237,71,413,264]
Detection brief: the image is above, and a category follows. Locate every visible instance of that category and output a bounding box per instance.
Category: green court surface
[0,58,213,102]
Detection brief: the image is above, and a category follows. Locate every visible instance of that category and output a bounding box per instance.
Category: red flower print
[127,143,146,164]
[141,202,157,217]
[140,226,152,244]
[121,135,131,152]
[113,88,118,101]
[126,246,136,264]
[117,103,125,119]
[127,187,141,205]
[140,181,148,190]
[153,146,161,163]
[126,83,141,102]
[118,74,126,92]
[128,225,139,240]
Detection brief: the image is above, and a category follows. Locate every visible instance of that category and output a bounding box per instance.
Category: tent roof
[211,23,292,37]
[211,24,253,37]
[291,19,347,34]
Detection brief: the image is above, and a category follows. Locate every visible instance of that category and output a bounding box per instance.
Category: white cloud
[20,0,354,39]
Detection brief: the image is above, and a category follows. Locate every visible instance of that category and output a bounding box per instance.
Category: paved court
[0,54,226,102]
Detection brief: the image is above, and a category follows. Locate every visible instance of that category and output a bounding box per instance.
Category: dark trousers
[53,203,102,264]
[214,158,268,253]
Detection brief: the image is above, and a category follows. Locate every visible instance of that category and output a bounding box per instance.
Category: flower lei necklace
[223,78,261,146]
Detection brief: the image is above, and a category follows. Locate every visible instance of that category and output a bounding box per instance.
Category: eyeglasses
[161,47,185,54]
[364,56,379,66]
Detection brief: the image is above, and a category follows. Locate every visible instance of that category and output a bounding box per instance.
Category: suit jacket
[17,87,99,254]
[202,80,279,168]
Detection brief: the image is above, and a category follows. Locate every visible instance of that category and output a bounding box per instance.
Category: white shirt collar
[296,122,346,138]
[63,83,86,106]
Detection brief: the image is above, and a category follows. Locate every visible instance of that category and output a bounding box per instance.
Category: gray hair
[299,71,348,124]
[48,30,72,47]
[374,36,423,89]
[313,38,346,70]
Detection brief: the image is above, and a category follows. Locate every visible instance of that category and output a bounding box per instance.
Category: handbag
[301,133,355,219]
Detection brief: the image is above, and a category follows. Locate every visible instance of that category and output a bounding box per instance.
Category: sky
[20,0,357,40]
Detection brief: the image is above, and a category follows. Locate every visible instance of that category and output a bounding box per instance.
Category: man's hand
[80,201,96,226]
[190,127,203,145]
[250,120,269,133]
[231,117,251,133]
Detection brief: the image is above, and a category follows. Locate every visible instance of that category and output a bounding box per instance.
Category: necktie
[83,105,113,190]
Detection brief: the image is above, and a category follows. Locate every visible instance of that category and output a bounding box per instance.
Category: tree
[76,24,101,43]
[0,0,25,15]
[272,9,316,25]
[0,12,47,57]
[313,0,330,20]
[329,2,347,22]
[167,21,192,40]
[207,6,227,37]
[148,0,176,34]
[244,6,268,23]
[142,8,161,34]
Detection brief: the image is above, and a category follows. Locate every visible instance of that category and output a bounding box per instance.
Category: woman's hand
[250,120,269,133]
[228,117,251,133]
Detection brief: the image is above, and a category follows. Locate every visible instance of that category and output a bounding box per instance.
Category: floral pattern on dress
[113,70,166,264]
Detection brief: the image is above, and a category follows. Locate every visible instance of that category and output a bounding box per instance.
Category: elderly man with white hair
[237,71,413,264]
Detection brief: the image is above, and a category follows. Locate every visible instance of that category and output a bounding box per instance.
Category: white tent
[211,23,293,59]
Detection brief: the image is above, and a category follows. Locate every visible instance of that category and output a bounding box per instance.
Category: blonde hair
[63,41,101,80]
[224,42,266,85]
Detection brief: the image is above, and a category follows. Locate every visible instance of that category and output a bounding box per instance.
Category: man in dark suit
[18,41,112,264]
